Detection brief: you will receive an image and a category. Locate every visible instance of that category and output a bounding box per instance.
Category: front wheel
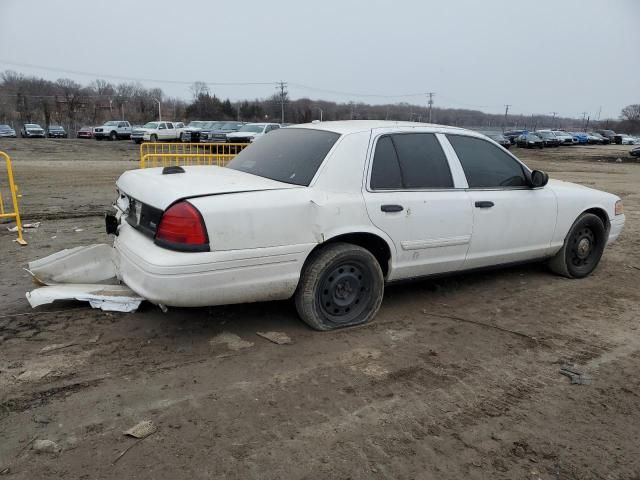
[109,131,117,141]
[150,134,158,143]
[548,213,606,278]
[295,243,384,331]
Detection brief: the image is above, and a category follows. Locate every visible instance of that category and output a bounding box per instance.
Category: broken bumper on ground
[26,244,143,312]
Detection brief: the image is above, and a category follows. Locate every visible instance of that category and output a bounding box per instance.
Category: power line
[0,59,275,87]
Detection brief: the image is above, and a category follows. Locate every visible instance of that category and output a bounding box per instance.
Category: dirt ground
[0,138,639,480]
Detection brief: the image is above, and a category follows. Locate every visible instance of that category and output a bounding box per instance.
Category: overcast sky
[1,0,638,119]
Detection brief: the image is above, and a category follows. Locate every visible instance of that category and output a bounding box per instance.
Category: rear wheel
[295,243,384,331]
[548,213,606,278]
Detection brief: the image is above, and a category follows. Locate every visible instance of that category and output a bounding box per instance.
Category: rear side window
[447,135,527,188]
[370,133,453,190]
[370,136,403,190]
[227,128,340,186]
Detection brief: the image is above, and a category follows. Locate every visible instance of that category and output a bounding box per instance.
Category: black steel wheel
[548,213,606,278]
[295,242,384,331]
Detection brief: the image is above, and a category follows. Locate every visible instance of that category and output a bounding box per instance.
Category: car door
[165,122,175,140]
[363,132,473,281]
[444,134,557,269]
[157,122,167,139]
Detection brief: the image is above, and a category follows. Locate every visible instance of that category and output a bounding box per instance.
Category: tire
[548,213,606,279]
[134,139,142,145]
[150,134,158,143]
[295,242,384,331]
[109,131,117,141]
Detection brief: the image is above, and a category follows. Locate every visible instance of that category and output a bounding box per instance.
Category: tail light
[155,201,209,252]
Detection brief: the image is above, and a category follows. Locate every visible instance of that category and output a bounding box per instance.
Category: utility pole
[550,111,558,128]
[153,98,162,121]
[276,81,287,124]
[426,92,435,123]
[502,104,511,132]
[581,112,588,130]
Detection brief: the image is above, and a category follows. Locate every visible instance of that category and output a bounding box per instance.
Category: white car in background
[130,121,182,144]
[226,122,280,143]
[551,130,576,145]
[620,135,637,145]
[29,121,625,331]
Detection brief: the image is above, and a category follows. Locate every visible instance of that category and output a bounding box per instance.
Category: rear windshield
[227,128,340,186]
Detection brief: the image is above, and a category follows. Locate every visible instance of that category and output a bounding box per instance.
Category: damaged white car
[27,121,625,330]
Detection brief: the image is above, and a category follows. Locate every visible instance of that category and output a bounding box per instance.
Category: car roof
[291,120,471,136]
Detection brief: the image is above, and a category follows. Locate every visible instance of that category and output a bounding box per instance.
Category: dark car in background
[0,124,17,138]
[516,133,544,148]
[193,121,225,143]
[47,125,67,138]
[180,120,209,142]
[596,129,616,142]
[21,123,45,138]
[588,132,610,144]
[535,130,560,147]
[483,132,511,149]
[200,122,246,143]
[77,126,94,139]
[504,129,528,144]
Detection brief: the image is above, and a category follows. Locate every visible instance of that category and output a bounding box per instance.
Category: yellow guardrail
[0,151,26,245]
[139,142,248,168]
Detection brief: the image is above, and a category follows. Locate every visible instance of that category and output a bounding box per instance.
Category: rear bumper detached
[26,221,310,312]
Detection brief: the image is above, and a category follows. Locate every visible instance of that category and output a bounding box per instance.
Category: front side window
[447,135,527,188]
[369,133,453,190]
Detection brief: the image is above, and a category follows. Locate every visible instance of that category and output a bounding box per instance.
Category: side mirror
[530,170,549,188]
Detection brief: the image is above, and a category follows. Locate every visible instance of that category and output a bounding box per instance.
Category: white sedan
[28,121,625,330]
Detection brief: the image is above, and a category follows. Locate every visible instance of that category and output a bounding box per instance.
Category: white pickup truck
[94,121,133,140]
[130,121,184,144]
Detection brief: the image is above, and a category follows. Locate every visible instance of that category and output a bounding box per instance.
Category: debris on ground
[210,332,254,351]
[88,334,101,344]
[124,421,157,439]
[560,365,592,385]
[40,342,77,354]
[256,331,292,345]
[17,368,52,382]
[73,228,84,232]
[0,467,10,475]
[7,222,40,232]
[32,439,61,454]
[26,284,143,312]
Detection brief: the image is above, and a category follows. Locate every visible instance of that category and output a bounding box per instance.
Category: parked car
[94,121,132,140]
[587,132,610,144]
[180,120,216,142]
[535,130,560,147]
[596,129,616,142]
[46,125,67,138]
[0,124,17,138]
[200,122,246,143]
[131,121,182,144]
[52,121,617,331]
[481,132,511,149]
[226,123,281,143]
[619,135,637,145]
[551,131,575,145]
[77,126,94,139]
[21,123,45,138]
[516,133,543,148]
[194,121,227,142]
[629,146,640,157]
[504,130,528,145]
[571,132,589,144]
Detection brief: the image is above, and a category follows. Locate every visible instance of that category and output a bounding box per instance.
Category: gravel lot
[1,138,639,479]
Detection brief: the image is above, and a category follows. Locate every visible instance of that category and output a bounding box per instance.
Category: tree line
[0,70,637,135]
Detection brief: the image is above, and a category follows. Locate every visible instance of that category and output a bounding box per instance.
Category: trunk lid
[116,165,298,210]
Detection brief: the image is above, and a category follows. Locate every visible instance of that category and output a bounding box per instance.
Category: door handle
[475,201,494,208]
[381,204,404,213]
